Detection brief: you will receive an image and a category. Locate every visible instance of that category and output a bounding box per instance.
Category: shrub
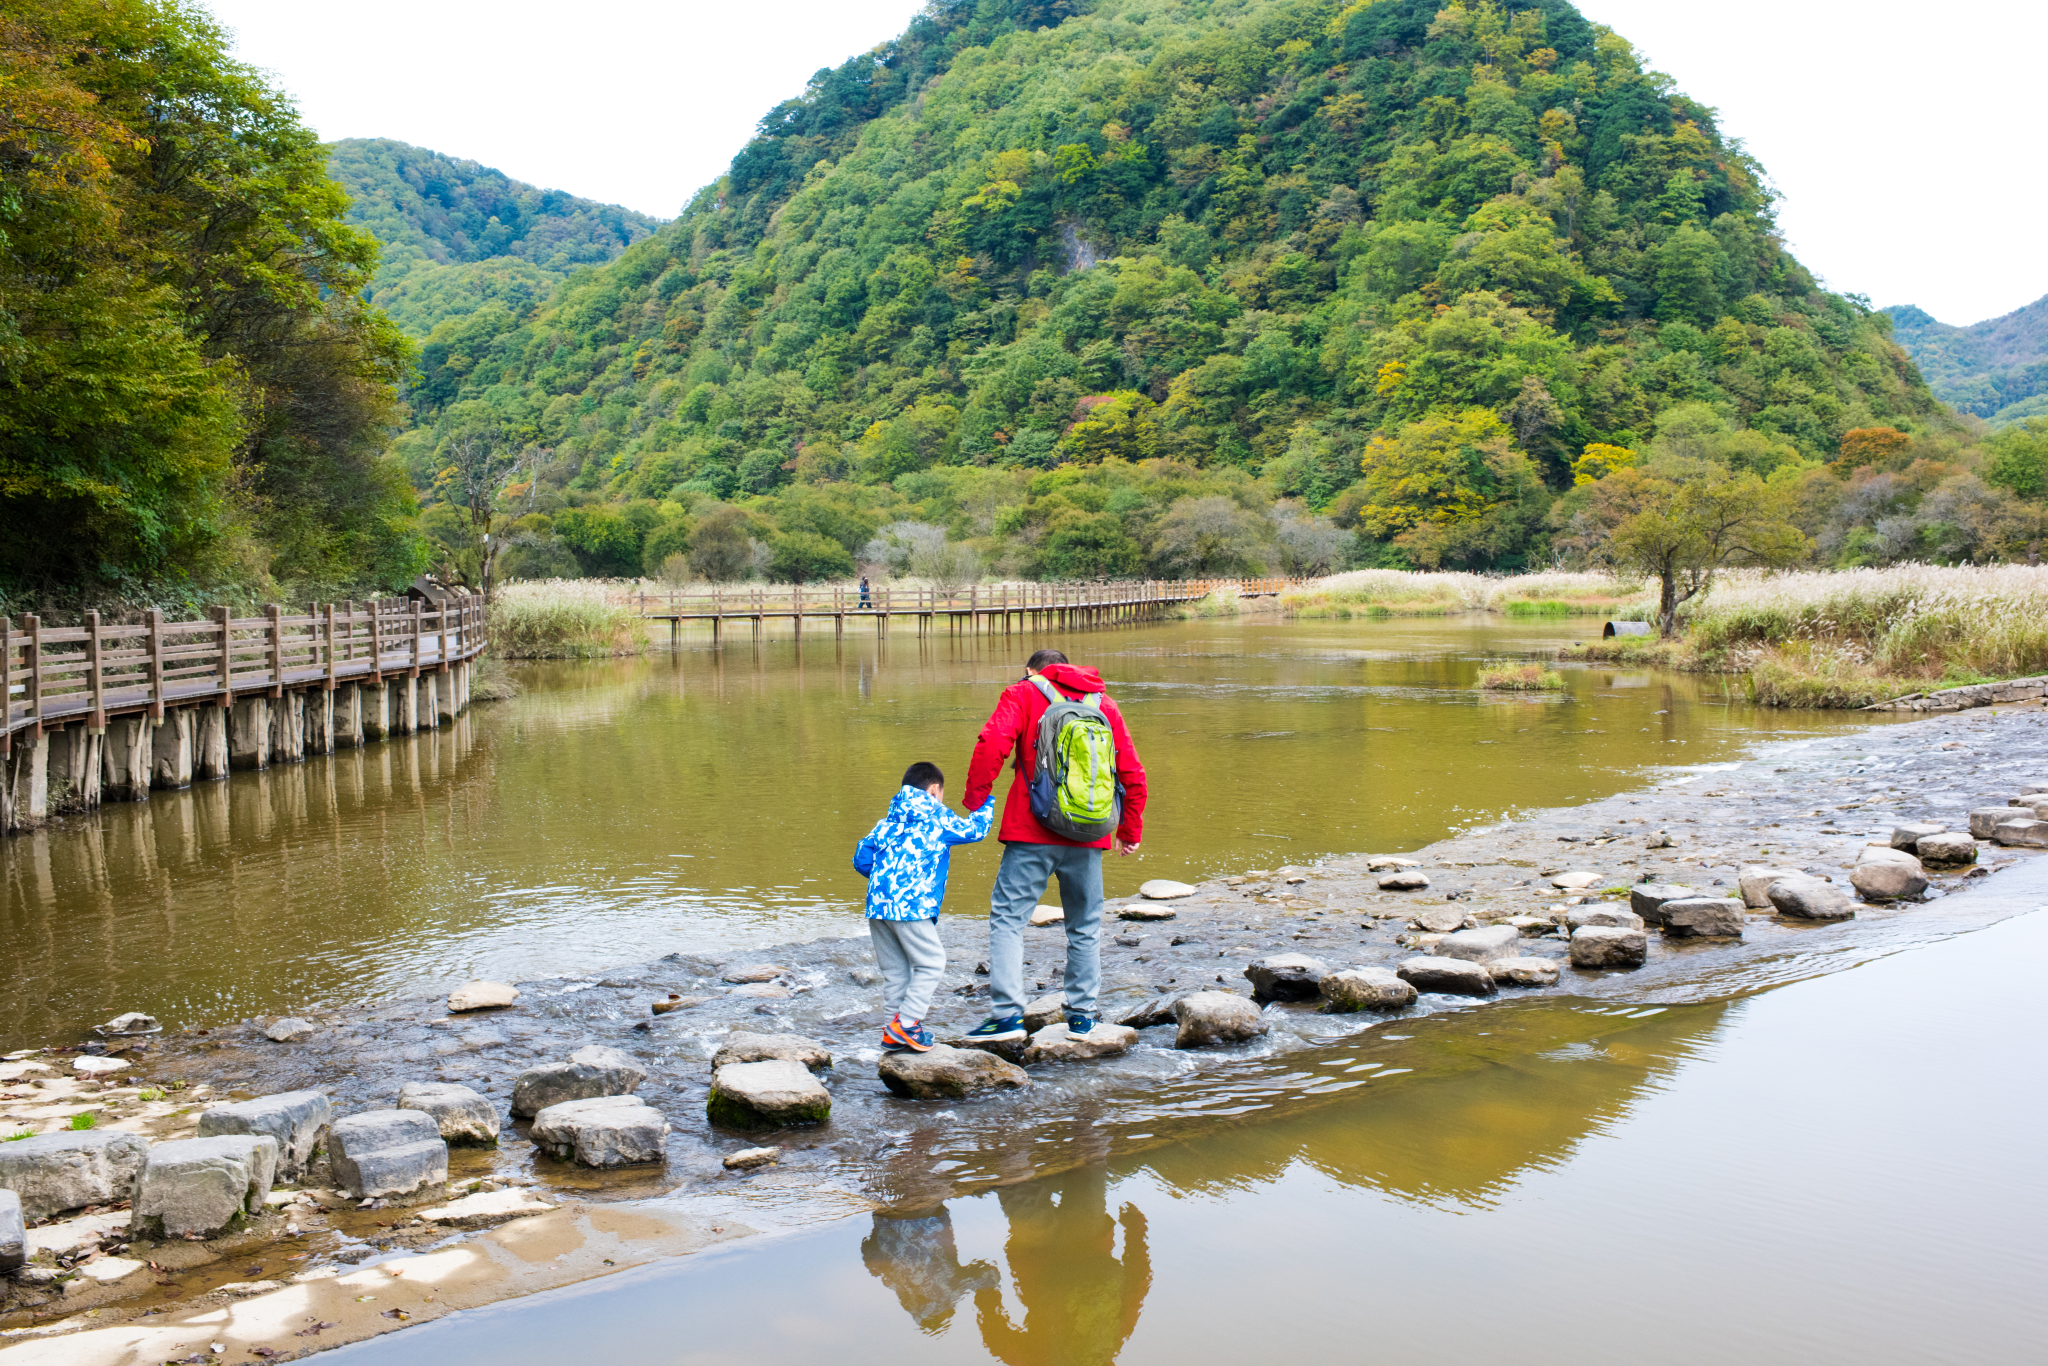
[69,1111,97,1130]
[1478,663,1566,690]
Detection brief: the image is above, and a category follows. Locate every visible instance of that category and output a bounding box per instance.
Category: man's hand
[1113,836,1140,856]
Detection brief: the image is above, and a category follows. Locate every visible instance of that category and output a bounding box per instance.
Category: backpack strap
[1027,674,1065,707]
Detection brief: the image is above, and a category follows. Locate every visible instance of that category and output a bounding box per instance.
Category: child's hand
[1114,836,1140,856]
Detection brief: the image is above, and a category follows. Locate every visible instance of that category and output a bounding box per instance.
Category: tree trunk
[1658,568,1680,638]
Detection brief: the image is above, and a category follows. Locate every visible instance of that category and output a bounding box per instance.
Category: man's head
[1025,649,1068,674]
[902,760,944,797]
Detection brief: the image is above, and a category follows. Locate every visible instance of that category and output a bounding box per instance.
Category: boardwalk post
[325,604,338,692]
[85,609,106,732]
[147,608,165,720]
[0,616,10,759]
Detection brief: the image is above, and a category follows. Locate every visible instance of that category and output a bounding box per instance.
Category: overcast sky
[206,0,2040,326]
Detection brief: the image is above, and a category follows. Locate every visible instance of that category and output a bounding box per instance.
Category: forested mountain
[400,0,2036,586]
[327,139,662,337]
[1885,294,2048,426]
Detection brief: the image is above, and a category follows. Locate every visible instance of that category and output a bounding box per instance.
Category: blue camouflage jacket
[853,786,995,920]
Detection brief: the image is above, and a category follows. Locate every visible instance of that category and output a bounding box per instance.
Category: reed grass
[1175,585,1243,618]
[1478,663,1567,691]
[490,581,649,659]
[1283,570,1651,618]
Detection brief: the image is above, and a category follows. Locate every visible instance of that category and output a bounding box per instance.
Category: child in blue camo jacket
[853,761,995,1052]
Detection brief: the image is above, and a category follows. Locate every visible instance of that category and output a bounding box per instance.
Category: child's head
[901,761,944,798]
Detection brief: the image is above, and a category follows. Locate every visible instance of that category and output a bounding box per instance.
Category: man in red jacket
[962,648,1147,1040]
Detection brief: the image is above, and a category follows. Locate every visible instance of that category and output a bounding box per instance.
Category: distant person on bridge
[962,649,1147,1042]
[859,574,871,609]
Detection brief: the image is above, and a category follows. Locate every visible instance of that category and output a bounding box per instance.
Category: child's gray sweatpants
[868,916,946,1023]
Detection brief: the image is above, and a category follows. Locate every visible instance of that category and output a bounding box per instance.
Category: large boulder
[1173,992,1270,1048]
[1569,926,1648,968]
[1767,876,1857,920]
[1737,867,1805,910]
[1318,967,1416,1013]
[877,1045,1031,1099]
[0,1130,149,1220]
[708,1059,831,1129]
[196,1089,332,1181]
[1631,883,1697,922]
[1023,1023,1137,1063]
[1658,897,1745,939]
[447,981,519,1013]
[1491,957,1561,987]
[1915,832,1978,866]
[531,1095,670,1166]
[1395,957,1496,997]
[328,1110,448,1199]
[0,1189,23,1272]
[1434,926,1521,963]
[711,1032,832,1072]
[1565,905,1645,932]
[397,1082,500,1146]
[510,1044,647,1118]
[1850,848,1928,901]
[130,1135,278,1240]
[1243,953,1331,1002]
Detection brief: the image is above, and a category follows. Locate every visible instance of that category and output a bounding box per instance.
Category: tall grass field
[490,581,649,658]
[1281,570,1651,618]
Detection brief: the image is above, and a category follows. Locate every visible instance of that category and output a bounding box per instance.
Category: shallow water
[325,892,2048,1366]
[0,616,1891,1046]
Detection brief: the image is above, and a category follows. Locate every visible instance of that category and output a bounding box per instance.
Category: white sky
[206,0,2042,327]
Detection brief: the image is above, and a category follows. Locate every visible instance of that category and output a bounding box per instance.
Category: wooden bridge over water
[624,577,1296,646]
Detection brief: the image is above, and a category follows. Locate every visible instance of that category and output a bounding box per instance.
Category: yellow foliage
[1572,442,1638,485]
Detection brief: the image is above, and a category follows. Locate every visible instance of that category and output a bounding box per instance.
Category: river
[0,616,1889,1047]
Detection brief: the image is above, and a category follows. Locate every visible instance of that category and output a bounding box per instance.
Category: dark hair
[1026,649,1068,669]
[902,761,945,790]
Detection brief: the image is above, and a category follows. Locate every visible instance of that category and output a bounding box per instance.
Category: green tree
[767,530,853,583]
[1984,420,2048,500]
[689,505,757,582]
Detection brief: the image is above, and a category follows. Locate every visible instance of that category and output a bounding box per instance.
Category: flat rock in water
[1891,822,1946,850]
[419,1187,557,1227]
[98,1012,160,1035]
[1632,882,1698,923]
[1029,904,1065,926]
[532,1094,670,1165]
[1395,957,1496,997]
[1658,897,1745,938]
[2022,782,2048,795]
[1023,1023,1137,1063]
[197,1090,333,1180]
[1173,992,1269,1048]
[1022,994,1069,1033]
[1737,866,1804,910]
[1850,860,1927,900]
[1116,996,1180,1029]
[1491,956,1561,987]
[1970,806,2024,838]
[712,1031,832,1072]
[723,1146,781,1171]
[721,964,789,984]
[877,1045,1030,1099]
[1139,880,1197,900]
[1434,926,1521,963]
[1243,953,1331,1002]
[1505,914,1557,936]
[1551,870,1602,890]
[1409,907,1467,934]
[947,1033,1029,1065]
[131,1134,279,1240]
[1915,832,1978,865]
[1768,876,1857,920]
[0,1131,149,1220]
[0,1190,23,1273]
[1367,856,1421,871]
[447,981,519,1013]
[1378,871,1430,891]
[729,983,792,998]
[1569,926,1648,968]
[327,1110,448,1199]
[397,1082,500,1146]
[264,1017,317,1043]
[1116,903,1177,921]
[510,1044,648,1117]
[73,1056,129,1076]
[1993,816,2048,848]
[1565,904,1644,932]
[72,1255,146,1286]
[708,1059,831,1128]
[1319,967,1416,1013]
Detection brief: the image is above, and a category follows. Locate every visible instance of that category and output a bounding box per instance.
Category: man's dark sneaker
[1065,1014,1097,1034]
[965,1016,1027,1042]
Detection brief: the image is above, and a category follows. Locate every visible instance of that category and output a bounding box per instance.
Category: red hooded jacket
[965,662,1147,848]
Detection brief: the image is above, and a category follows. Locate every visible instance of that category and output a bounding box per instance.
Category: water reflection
[861,1206,997,1334]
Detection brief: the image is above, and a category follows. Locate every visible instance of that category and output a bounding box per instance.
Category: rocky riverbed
[4,700,2046,1363]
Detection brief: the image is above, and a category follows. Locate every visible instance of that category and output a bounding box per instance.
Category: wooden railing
[613,578,1300,618]
[2,596,487,744]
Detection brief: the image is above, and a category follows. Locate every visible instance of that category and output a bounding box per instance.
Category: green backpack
[1026,675,1123,841]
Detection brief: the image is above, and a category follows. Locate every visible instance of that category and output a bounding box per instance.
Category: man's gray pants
[988,840,1104,1021]
[868,917,947,1023]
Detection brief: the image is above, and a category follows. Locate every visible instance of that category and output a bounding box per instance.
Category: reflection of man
[860,1205,998,1333]
[976,1167,1151,1366]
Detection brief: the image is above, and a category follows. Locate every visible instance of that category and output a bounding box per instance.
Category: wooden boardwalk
[624,578,1295,646]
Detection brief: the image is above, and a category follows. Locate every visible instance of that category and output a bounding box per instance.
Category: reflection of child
[853,761,994,1053]
[860,1206,999,1333]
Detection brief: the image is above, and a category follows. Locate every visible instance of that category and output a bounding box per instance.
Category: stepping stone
[1550,870,1602,890]
[1633,881,1699,919]
[1409,907,1466,933]
[722,964,789,984]
[1378,871,1430,891]
[0,1190,22,1272]
[1029,904,1064,926]
[1434,926,1521,963]
[1244,953,1331,1002]
[0,1130,149,1220]
[197,1089,333,1181]
[1022,994,1068,1032]
[1116,904,1177,921]
[877,1045,1030,1099]
[1023,1023,1137,1063]
[97,1012,160,1036]
[711,1032,831,1072]
[1395,957,1496,997]
[1318,967,1416,1013]
[1890,822,1946,851]
[1366,856,1420,871]
[1850,848,1927,900]
[1172,992,1269,1048]
[1767,876,1856,920]
[1993,816,2048,847]
[1505,915,1556,936]
[1115,996,1180,1029]
[1568,925,1648,968]
[397,1082,500,1146]
[532,1095,669,1166]
[447,981,519,1013]
[328,1110,448,1199]
[1491,957,1560,987]
[1565,904,1644,932]
[723,1146,781,1171]
[1915,832,1977,866]
[511,1044,647,1118]
[1138,880,1196,900]
[131,1135,279,1239]
[264,1018,317,1043]
[1736,867,1802,910]
[708,1059,831,1129]
[1659,898,1745,938]
[1970,806,2024,838]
